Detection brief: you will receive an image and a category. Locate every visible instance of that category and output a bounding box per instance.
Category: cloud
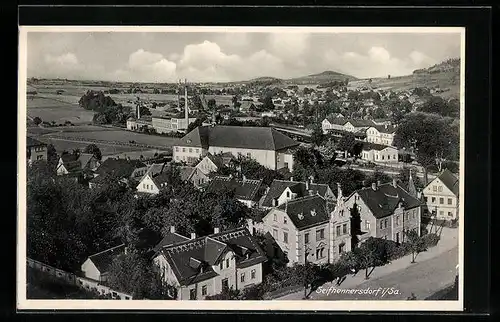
[114,49,177,82]
[323,46,439,78]
[267,33,310,66]
[44,52,79,66]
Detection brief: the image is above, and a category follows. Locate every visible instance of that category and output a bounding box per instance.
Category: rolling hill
[286,70,358,84]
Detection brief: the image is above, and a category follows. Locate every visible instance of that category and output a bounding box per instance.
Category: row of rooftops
[324,117,397,134]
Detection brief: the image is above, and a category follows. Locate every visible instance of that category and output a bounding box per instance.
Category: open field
[37,136,152,156]
[349,71,459,99]
[26,96,96,124]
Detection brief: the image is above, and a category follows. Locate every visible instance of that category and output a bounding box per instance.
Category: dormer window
[311,209,316,216]
[298,213,304,220]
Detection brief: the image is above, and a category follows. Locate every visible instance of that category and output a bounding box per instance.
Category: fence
[27,258,133,300]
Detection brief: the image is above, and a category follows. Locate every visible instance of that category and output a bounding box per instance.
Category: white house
[421,169,459,221]
[81,244,126,283]
[173,126,299,172]
[365,124,397,146]
[361,143,399,163]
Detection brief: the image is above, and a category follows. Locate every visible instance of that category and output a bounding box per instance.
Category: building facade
[26,137,47,163]
[422,169,459,220]
[361,143,399,163]
[173,126,299,171]
[152,227,267,300]
[152,116,197,134]
[365,125,397,146]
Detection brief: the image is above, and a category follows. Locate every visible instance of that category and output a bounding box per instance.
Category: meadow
[26,96,96,125]
[37,136,152,156]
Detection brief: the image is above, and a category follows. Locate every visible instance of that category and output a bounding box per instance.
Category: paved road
[309,246,458,301]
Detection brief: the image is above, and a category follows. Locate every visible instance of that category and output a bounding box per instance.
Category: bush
[422,233,440,248]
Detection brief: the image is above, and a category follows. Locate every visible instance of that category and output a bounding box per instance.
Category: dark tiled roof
[362,142,397,151]
[179,166,196,181]
[436,169,459,196]
[262,179,332,208]
[355,183,422,219]
[206,176,264,202]
[205,153,225,169]
[324,117,348,125]
[96,158,147,178]
[369,124,397,134]
[276,195,330,230]
[26,136,46,148]
[158,227,266,286]
[345,119,376,127]
[153,232,190,252]
[175,126,299,151]
[88,244,126,274]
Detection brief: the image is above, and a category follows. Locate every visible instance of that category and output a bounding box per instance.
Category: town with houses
[24,31,461,302]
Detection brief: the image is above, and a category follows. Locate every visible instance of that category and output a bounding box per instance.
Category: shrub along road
[276,227,458,300]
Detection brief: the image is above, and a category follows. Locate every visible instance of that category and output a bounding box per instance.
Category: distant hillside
[241,76,284,86]
[413,58,460,75]
[349,58,461,99]
[286,70,357,85]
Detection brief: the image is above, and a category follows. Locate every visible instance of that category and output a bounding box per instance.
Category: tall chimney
[170,226,176,233]
[214,227,220,234]
[290,176,294,182]
[137,102,140,119]
[190,232,196,239]
[372,182,377,191]
[305,180,310,191]
[337,183,342,199]
[184,79,189,127]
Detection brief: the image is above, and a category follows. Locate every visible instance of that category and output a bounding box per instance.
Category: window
[175,147,179,152]
[396,216,400,226]
[189,289,196,300]
[283,232,288,243]
[273,229,278,239]
[37,155,43,160]
[247,153,251,158]
[240,273,245,283]
[393,155,396,159]
[226,258,230,268]
[382,155,385,160]
[189,148,192,153]
[273,214,277,221]
[448,198,452,205]
[222,278,229,289]
[431,197,436,203]
[439,210,444,217]
[448,211,453,217]
[183,148,186,152]
[384,219,388,228]
[143,184,146,189]
[376,155,379,160]
[304,233,309,244]
[316,229,325,241]
[338,244,345,254]
[286,191,290,198]
[433,186,437,192]
[380,220,384,229]
[365,220,370,230]
[219,261,223,270]
[342,224,347,234]
[196,149,200,153]
[336,225,341,236]
[283,216,288,224]
[439,198,444,204]
[251,269,256,279]
[438,186,443,192]
[202,285,207,296]
[424,196,428,202]
[412,212,415,220]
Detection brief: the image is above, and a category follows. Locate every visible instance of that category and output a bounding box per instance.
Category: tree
[372,107,387,119]
[393,112,458,184]
[354,237,388,279]
[206,285,241,300]
[337,133,356,156]
[294,262,317,299]
[311,124,325,147]
[262,95,275,110]
[186,117,205,133]
[404,229,427,263]
[364,170,392,188]
[207,98,217,110]
[33,117,42,126]
[349,203,362,248]
[83,144,102,161]
[46,144,58,170]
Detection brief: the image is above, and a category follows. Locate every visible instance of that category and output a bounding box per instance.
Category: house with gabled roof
[152,226,267,300]
[341,179,422,245]
[26,136,47,164]
[257,195,332,266]
[56,152,100,177]
[365,124,398,146]
[173,125,299,171]
[205,175,265,208]
[261,177,336,210]
[195,152,236,176]
[422,169,459,221]
[81,244,126,284]
[136,164,205,194]
[89,158,148,189]
[361,142,399,163]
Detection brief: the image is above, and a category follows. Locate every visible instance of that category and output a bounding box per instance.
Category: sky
[26,30,462,83]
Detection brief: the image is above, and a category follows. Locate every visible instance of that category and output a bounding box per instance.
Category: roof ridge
[88,243,125,258]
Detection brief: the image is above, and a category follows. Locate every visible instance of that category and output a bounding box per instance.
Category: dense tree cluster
[78,90,130,125]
